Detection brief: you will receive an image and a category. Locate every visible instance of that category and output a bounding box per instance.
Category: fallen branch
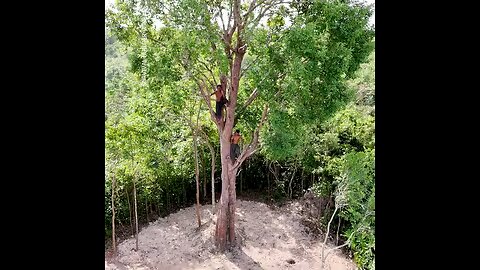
[321,211,373,268]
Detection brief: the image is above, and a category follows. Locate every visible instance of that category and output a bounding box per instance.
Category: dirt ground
[105,199,357,270]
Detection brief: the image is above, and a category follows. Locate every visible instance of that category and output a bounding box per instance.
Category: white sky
[105,0,374,26]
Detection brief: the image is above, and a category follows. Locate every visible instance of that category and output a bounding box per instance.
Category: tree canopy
[105,0,374,268]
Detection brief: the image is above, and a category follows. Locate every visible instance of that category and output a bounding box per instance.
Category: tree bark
[195,122,216,211]
[336,215,341,246]
[145,196,149,223]
[227,166,238,244]
[193,103,202,228]
[288,166,296,199]
[202,148,207,202]
[209,144,216,210]
[126,188,133,236]
[301,169,304,195]
[111,174,116,255]
[267,161,270,197]
[240,167,243,195]
[208,0,271,252]
[183,178,186,206]
[321,206,339,269]
[214,138,233,251]
[213,103,268,251]
[133,173,139,251]
[193,130,202,227]
[166,184,170,211]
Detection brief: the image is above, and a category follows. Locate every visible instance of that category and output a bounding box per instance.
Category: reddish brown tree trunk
[215,138,231,250]
[212,0,270,251]
[214,46,245,250]
[228,168,237,243]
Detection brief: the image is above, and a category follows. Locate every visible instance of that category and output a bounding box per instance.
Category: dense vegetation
[105,0,374,268]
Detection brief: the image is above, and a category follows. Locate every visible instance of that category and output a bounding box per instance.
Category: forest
[105,0,375,269]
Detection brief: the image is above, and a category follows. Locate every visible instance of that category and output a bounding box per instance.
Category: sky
[105,0,375,26]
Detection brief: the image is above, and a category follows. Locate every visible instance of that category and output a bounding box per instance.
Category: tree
[106,0,374,251]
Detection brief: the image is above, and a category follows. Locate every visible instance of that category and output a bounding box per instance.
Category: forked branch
[231,104,269,171]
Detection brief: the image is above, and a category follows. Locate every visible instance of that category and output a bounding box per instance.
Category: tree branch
[269,161,280,182]
[218,3,226,33]
[204,82,225,129]
[233,0,244,51]
[227,0,233,34]
[242,0,261,26]
[241,88,259,110]
[245,0,292,30]
[230,104,269,171]
[240,54,261,78]
[321,206,338,259]
[322,211,374,265]
[233,0,242,30]
[196,79,217,123]
[198,72,216,92]
[248,4,273,28]
[198,59,218,86]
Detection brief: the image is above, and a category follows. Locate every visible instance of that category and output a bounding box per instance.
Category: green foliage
[348,48,375,108]
[340,150,375,269]
[248,0,374,161]
[105,2,374,268]
[311,129,375,269]
[104,28,209,242]
[305,49,375,269]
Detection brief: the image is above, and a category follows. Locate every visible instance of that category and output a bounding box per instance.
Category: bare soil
[105,199,356,270]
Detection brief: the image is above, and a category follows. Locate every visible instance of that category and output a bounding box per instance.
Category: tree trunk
[111,174,116,255]
[212,94,267,252]
[196,122,216,211]
[267,161,270,197]
[189,102,203,227]
[274,163,279,184]
[183,178,187,206]
[240,167,243,195]
[126,187,133,236]
[215,137,238,251]
[193,130,202,227]
[150,203,154,219]
[210,0,269,250]
[214,149,229,251]
[213,52,266,251]
[336,215,341,246]
[301,169,304,195]
[166,185,170,211]
[228,166,237,244]
[213,47,245,251]
[288,166,296,199]
[208,144,215,210]
[202,148,207,202]
[133,174,139,251]
[145,196,149,223]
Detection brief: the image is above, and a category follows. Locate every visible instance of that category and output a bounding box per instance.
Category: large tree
[106,0,374,251]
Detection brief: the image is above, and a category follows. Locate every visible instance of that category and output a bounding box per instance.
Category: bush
[339,150,375,269]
